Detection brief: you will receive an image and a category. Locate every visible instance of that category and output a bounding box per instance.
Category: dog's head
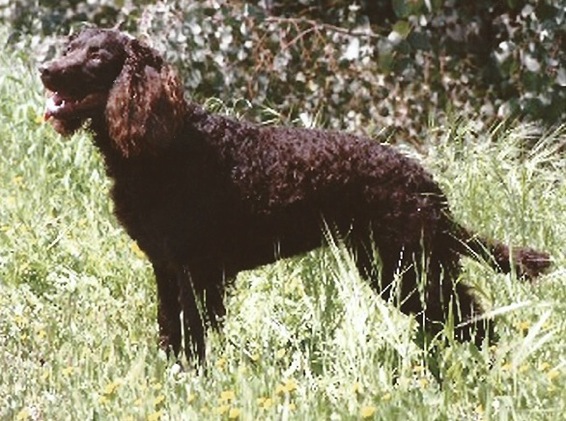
[40,28,185,156]
[40,28,131,135]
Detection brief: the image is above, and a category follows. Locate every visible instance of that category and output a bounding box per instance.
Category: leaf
[392,0,423,18]
[392,20,412,39]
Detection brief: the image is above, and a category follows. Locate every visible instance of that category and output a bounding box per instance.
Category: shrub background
[2,0,565,143]
[1,2,566,419]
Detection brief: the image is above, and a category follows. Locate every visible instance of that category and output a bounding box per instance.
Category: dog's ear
[106,38,186,157]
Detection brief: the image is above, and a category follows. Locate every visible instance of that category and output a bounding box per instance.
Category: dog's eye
[88,46,101,58]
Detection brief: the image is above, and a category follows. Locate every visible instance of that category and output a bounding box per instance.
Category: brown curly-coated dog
[40,28,550,363]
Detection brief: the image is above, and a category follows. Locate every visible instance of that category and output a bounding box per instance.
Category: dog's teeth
[45,95,65,116]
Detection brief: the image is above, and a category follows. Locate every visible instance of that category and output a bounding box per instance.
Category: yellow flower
[519,364,529,373]
[62,366,74,376]
[419,378,429,388]
[152,382,163,391]
[282,379,297,393]
[352,382,362,394]
[547,370,560,381]
[287,403,296,411]
[228,408,241,419]
[130,242,146,259]
[259,398,273,409]
[102,380,122,396]
[14,315,26,326]
[517,321,530,332]
[147,411,162,421]
[412,365,425,373]
[15,409,29,421]
[501,362,512,371]
[154,395,165,406]
[275,348,286,359]
[360,405,377,418]
[274,378,298,396]
[216,404,230,415]
[381,393,392,401]
[539,362,551,372]
[216,357,227,370]
[220,390,236,402]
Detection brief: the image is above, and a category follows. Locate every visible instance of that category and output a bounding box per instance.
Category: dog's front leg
[177,264,228,365]
[153,262,182,359]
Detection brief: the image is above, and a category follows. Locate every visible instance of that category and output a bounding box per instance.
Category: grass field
[1,38,565,420]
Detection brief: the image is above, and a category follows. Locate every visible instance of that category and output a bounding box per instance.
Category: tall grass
[1,38,565,420]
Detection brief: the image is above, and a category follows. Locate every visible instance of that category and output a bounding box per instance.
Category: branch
[265,16,381,40]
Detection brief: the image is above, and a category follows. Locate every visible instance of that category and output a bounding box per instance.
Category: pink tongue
[44,92,65,120]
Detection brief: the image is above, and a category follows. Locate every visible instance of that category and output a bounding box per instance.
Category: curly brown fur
[40,28,551,363]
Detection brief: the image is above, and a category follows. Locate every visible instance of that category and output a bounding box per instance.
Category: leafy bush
[2,0,564,143]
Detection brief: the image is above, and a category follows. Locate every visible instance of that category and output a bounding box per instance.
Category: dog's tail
[448,222,551,279]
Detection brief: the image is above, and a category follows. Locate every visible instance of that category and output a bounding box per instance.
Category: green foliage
[1,0,564,144]
[1,32,566,419]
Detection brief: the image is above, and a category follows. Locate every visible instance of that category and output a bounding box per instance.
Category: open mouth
[44,90,107,121]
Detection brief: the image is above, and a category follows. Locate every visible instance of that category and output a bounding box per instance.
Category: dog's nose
[39,63,50,77]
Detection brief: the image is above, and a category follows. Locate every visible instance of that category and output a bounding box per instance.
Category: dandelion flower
[228,408,241,419]
[274,379,299,396]
[216,357,227,370]
[282,379,297,393]
[216,404,230,415]
[538,362,551,372]
[360,405,377,418]
[517,321,530,332]
[547,370,560,381]
[154,394,165,406]
[519,364,529,373]
[352,382,362,394]
[62,366,74,376]
[16,409,30,421]
[220,390,236,402]
[102,380,122,396]
[147,411,162,421]
[130,242,146,259]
